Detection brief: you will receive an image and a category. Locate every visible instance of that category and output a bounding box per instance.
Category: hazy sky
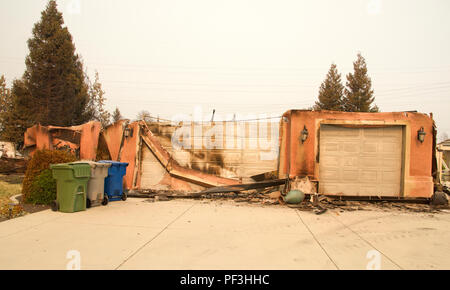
[1,0,449,136]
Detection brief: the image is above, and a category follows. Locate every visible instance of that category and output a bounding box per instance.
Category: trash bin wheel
[86,198,92,209]
[51,201,59,212]
[122,192,127,201]
[102,196,109,206]
[431,191,449,206]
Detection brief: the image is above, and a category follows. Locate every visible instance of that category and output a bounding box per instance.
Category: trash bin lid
[71,161,111,169]
[69,163,91,178]
[50,162,91,178]
[50,163,72,170]
[98,160,129,167]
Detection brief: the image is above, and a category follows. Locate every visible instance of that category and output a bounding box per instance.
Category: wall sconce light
[417,127,426,143]
[124,126,133,138]
[300,125,309,144]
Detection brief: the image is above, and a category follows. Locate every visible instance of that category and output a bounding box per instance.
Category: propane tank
[283,190,305,204]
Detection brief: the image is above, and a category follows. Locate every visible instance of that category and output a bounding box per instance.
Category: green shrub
[27,169,57,205]
[22,149,77,204]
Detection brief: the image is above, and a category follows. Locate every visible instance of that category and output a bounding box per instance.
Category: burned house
[0,141,26,174]
[24,118,280,193]
[437,139,450,186]
[23,110,438,199]
[0,141,18,158]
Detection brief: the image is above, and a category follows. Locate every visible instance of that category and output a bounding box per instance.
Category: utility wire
[142,115,282,123]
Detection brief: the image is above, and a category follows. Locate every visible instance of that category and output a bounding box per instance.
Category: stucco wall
[23,122,101,160]
[278,110,434,198]
[102,120,279,192]
[146,120,279,183]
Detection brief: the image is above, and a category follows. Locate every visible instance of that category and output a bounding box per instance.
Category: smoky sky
[1,0,449,136]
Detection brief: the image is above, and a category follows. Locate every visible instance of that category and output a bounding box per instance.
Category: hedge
[22,149,77,204]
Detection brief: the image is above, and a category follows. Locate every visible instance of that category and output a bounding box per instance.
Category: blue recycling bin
[98,161,129,201]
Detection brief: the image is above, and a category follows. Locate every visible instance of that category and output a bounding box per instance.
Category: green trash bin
[50,162,91,213]
[71,161,111,208]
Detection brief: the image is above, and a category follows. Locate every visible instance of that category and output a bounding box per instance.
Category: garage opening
[319,125,403,197]
[140,144,167,189]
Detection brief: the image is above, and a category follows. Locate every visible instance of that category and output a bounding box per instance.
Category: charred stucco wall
[102,120,126,161]
[23,122,101,160]
[24,125,51,152]
[119,122,141,190]
[278,110,434,198]
[23,120,244,192]
[145,120,279,184]
[101,120,143,190]
[101,121,240,192]
[138,143,207,192]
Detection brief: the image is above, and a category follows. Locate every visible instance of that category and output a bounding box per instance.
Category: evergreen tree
[112,107,123,123]
[343,53,378,112]
[1,1,93,144]
[314,64,344,111]
[0,79,36,145]
[15,0,90,126]
[0,75,11,117]
[0,75,12,138]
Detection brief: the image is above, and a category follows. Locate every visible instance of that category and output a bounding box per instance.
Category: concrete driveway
[0,198,449,270]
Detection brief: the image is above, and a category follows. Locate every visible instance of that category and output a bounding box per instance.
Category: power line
[376,82,450,93]
[102,79,319,88]
[137,114,282,123]
[377,87,450,100]
[106,85,311,94]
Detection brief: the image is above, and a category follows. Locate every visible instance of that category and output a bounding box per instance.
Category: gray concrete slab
[332,210,450,270]
[119,201,335,270]
[0,198,449,270]
[296,210,401,270]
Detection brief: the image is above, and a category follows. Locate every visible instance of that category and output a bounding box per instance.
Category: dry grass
[0,174,24,220]
[0,174,23,206]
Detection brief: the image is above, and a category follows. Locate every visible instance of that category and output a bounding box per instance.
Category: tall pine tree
[343,53,378,112]
[314,63,344,111]
[1,1,93,144]
[15,0,90,126]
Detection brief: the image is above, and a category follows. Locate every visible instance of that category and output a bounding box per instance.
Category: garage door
[319,125,403,197]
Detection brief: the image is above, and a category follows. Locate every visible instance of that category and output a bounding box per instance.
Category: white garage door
[319,125,403,197]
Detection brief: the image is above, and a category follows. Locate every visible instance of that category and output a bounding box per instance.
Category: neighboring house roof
[438,139,450,147]
[0,141,17,158]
